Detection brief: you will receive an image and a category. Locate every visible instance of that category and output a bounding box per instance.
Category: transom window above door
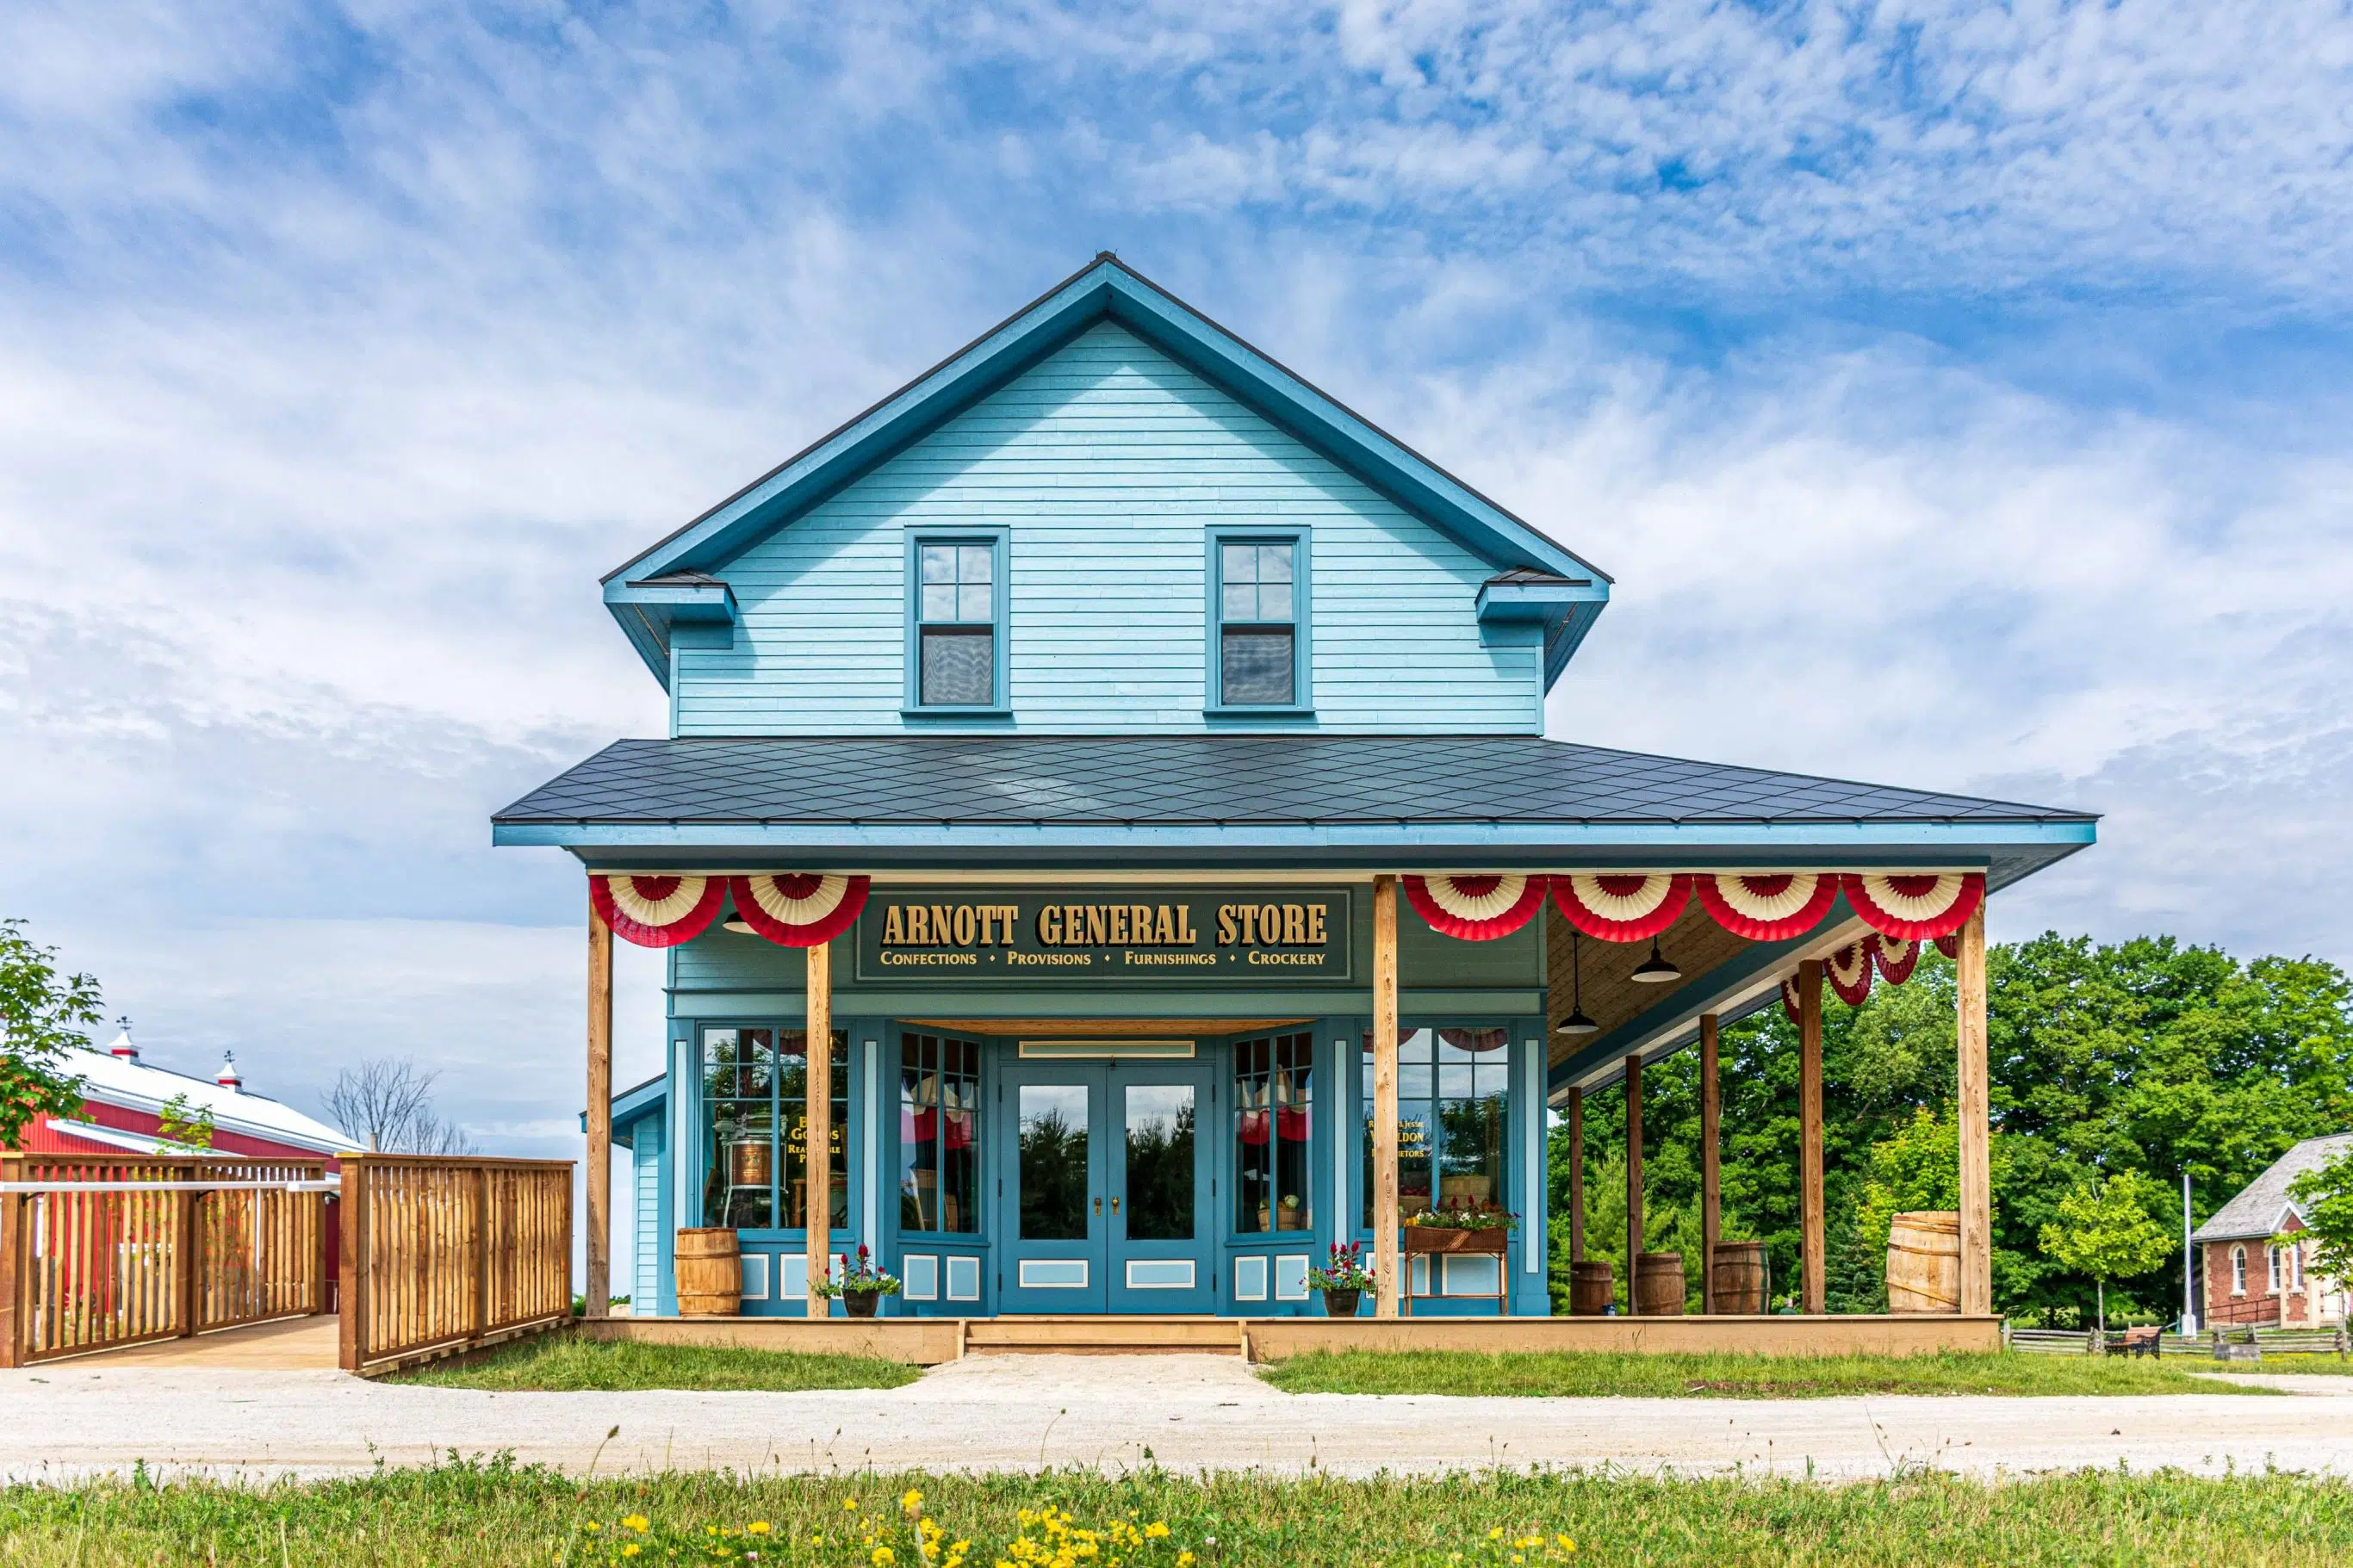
[905,531,1008,714]
[1208,531,1309,713]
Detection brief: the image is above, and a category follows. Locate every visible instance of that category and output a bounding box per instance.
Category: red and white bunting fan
[728,874,871,947]
[1403,875,1549,941]
[1841,872,1984,941]
[1781,974,1804,1024]
[1875,936,1921,984]
[1934,933,1960,959]
[1549,873,1692,943]
[592,874,726,948]
[1826,937,1877,1007]
[1693,873,1841,942]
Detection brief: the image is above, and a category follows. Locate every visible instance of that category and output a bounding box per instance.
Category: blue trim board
[599,257,1611,686]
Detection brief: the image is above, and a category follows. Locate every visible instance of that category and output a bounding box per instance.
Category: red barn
[10,1026,351,1165]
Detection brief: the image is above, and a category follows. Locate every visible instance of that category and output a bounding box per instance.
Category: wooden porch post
[1700,1013,1721,1314]
[1956,905,1992,1317]
[1372,874,1401,1318]
[1798,958,1825,1315]
[1624,1053,1643,1305]
[1566,1088,1585,1263]
[806,939,834,1317]
[0,1156,22,1368]
[585,896,613,1320]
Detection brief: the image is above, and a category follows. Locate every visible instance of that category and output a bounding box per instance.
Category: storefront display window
[899,1032,981,1234]
[1363,1026,1509,1224]
[1235,1032,1313,1233]
[701,1025,847,1231]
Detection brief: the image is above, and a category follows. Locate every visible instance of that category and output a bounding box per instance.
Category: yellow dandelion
[623,1516,650,1533]
[1489,1528,1506,1540]
[873,1550,897,1566]
[585,1522,603,1534]
[747,1523,771,1536]
[1556,1537,1575,1552]
[621,1546,641,1559]
[1144,1523,1170,1541]
[844,1498,861,1511]
[903,1489,925,1515]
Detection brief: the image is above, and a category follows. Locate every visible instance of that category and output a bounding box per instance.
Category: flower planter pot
[844,1292,880,1318]
[1321,1288,1362,1317]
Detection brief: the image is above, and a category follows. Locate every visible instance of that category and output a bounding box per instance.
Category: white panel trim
[1019,1258,1090,1289]
[1274,1254,1310,1302]
[741,1252,772,1301]
[902,1254,940,1302]
[1332,1031,1348,1239]
[1125,1259,1196,1290]
[1408,1254,1430,1298]
[945,1255,982,1302]
[1443,1254,1502,1297]
[1233,1255,1270,1302]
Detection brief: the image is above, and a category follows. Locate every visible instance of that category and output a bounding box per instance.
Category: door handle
[1093,1197,1102,1215]
[1111,1197,1121,1215]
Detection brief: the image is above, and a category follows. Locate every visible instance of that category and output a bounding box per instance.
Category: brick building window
[2231,1245,2247,1295]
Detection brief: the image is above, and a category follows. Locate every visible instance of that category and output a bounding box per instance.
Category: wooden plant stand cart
[1400,1225,1510,1317]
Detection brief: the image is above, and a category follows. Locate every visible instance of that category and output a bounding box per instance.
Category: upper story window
[905,530,1008,714]
[1208,531,1309,712]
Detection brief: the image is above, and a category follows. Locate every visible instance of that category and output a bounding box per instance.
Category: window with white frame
[2231,1244,2247,1294]
[2269,1245,2282,1292]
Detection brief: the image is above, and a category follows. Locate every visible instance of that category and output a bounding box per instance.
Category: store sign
[853,887,1356,985]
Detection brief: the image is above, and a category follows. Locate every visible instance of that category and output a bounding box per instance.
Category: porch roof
[492,734,2094,881]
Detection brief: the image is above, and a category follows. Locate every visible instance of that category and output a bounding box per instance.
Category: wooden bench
[2104,1325,2162,1358]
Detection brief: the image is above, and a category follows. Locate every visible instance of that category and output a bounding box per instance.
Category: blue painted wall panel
[674,323,1542,735]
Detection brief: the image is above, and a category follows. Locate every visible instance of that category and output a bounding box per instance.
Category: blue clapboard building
[497,257,2093,1328]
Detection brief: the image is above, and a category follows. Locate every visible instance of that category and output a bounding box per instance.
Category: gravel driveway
[7,1354,2351,1483]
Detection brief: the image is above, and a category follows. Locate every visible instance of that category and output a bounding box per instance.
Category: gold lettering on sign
[882,905,906,945]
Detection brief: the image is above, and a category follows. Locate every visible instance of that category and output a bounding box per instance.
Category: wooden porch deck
[580,1313,2003,1364]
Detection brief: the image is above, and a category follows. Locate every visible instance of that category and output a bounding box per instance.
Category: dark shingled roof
[495,734,2091,831]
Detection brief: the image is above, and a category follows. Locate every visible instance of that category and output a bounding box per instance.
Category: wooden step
[962,1315,1245,1355]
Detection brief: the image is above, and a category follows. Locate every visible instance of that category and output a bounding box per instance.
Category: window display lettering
[701,1025,848,1232]
[1363,1026,1509,1226]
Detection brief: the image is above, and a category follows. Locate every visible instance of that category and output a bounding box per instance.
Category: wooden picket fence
[2008,1323,2351,1359]
[0,1153,333,1367]
[338,1154,572,1374]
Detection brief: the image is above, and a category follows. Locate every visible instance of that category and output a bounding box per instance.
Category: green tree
[2285,1150,2353,1291]
[0,918,99,1147]
[2039,1172,2175,1329]
[156,1092,216,1151]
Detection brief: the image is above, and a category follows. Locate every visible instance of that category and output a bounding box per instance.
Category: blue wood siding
[673,322,1543,735]
[630,1112,667,1315]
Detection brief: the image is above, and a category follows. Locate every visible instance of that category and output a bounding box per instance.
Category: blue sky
[4,3,2352,1255]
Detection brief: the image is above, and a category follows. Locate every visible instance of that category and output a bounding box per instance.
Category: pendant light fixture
[1630,936,1681,984]
[1555,930,1599,1035]
[723,904,755,935]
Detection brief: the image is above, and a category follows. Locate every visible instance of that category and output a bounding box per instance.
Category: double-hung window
[907,532,1007,712]
[1209,532,1307,711]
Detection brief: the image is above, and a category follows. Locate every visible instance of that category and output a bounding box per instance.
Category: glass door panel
[998,1066,1107,1312]
[1108,1059,1214,1312]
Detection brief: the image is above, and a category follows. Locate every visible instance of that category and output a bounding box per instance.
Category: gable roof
[57,1041,353,1155]
[2192,1132,2353,1242]
[602,254,1610,683]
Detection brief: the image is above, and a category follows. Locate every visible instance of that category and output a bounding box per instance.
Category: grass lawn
[1260,1348,2285,1398]
[4,1462,2352,1566]
[386,1335,922,1392]
[2229,1355,2353,1376]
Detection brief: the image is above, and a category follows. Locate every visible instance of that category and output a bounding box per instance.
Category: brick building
[2191,1133,2350,1329]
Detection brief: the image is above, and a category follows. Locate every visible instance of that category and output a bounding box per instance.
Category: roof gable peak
[603,256,1608,679]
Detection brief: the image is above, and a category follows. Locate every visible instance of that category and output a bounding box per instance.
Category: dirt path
[8,1354,2351,1483]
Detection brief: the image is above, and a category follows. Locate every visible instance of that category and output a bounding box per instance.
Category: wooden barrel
[1633,1251,1686,1317]
[675,1228,742,1317]
[1569,1259,1614,1316]
[1710,1240,1767,1314]
[1886,1211,1961,1313]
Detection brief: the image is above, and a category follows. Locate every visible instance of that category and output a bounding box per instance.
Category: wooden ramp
[964,1315,1245,1356]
